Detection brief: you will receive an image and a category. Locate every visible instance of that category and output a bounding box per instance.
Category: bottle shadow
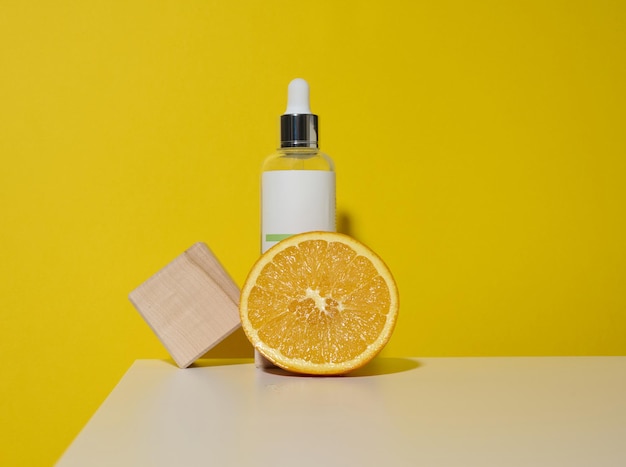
[337,209,355,238]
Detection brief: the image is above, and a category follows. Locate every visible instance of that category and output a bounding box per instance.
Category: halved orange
[239,231,399,375]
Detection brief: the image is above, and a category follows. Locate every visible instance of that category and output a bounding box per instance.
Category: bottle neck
[280,114,318,148]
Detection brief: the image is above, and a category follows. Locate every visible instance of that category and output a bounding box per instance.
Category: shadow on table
[349,357,421,376]
[263,357,421,377]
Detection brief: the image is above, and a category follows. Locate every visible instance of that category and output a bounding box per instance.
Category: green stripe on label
[265,234,294,242]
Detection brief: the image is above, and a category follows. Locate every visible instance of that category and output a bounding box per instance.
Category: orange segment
[239,231,399,375]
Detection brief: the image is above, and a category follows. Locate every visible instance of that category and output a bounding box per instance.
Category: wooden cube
[129,243,240,368]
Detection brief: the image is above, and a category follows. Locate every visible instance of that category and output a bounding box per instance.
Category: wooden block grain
[129,243,241,368]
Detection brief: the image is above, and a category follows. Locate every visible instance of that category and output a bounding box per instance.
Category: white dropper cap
[284,78,312,115]
[280,78,318,148]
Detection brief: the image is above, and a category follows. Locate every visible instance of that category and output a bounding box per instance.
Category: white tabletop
[57,357,626,466]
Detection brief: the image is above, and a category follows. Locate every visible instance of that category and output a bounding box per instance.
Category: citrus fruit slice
[239,231,399,375]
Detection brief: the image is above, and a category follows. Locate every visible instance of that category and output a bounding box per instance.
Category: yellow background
[1,1,625,464]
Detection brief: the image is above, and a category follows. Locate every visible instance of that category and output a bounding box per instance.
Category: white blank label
[262,170,336,253]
